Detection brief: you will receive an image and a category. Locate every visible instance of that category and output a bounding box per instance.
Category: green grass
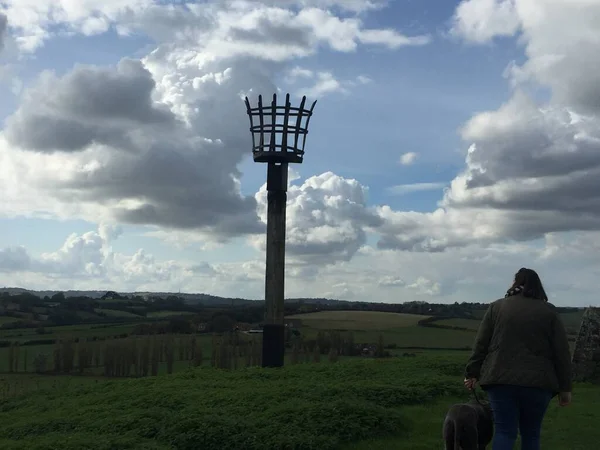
[0,373,105,399]
[0,355,468,449]
[345,383,599,450]
[0,323,141,343]
[300,325,476,349]
[95,309,142,318]
[0,316,20,325]
[0,352,596,449]
[146,311,196,318]
[435,318,481,330]
[287,311,429,331]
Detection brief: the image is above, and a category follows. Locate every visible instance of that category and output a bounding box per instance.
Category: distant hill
[0,287,588,312]
[0,287,350,307]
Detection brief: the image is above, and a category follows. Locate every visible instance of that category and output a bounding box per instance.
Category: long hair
[512,268,548,302]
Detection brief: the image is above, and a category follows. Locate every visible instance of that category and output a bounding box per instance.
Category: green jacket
[465,294,573,395]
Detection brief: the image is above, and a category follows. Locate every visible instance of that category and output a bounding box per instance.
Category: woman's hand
[558,392,572,406]
[464,377,477,390]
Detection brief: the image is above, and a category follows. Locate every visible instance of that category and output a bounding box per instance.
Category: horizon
[1,1,600,307]
[1,285,592,309]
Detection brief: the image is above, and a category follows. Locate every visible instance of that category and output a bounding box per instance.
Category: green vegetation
[94,308,142,318]
[0,352,596,449]
[0,316,20,325]
[0,355,466,449]
[147,311,196,318]
[287,310,428,330]
[435,318,481,330]
[344,382,599,450]
[0,290,593,448]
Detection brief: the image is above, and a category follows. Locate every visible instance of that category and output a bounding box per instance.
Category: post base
[262,324,285,368]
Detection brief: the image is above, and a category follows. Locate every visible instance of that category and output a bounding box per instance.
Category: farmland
[286,310,428,330]
[0,291,594,449]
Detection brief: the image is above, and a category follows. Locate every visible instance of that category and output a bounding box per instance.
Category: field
[435,318,481,330]
[0,352,596,449]
[0,307,595,448]
[287,311,428,330]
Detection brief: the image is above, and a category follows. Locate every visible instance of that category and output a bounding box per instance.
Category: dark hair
[512,268,548,302]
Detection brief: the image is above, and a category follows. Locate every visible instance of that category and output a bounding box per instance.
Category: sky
[0,0,599,307]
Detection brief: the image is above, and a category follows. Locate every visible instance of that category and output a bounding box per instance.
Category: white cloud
[3,0,600,307]
[0,0,154,52]
[387,182,447,196]
[303,72,348,97]
[287,69,374,98]
[399,152,418,165]
[450,0,520,44]
[408,276,441,296]
[251,171,381,265]
[371,0,600,253]
[356,75,372,85]
[2,224,600,305]
[285,66,314,84]
[0,0,429,244]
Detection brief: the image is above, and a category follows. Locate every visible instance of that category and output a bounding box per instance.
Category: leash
[470,386,485,406]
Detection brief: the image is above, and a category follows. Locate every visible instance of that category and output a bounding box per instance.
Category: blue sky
[0,0,598,306]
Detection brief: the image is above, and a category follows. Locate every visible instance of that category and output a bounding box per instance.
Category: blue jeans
[486,384,553,450]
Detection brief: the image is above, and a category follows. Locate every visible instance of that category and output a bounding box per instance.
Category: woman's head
[512,267,548,301]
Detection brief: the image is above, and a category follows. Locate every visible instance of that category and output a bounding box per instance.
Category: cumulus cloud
[0,0,430,247]
[0,56,263,238]
[374,0,600,251]
[252,172,381,265]
[7,0,600,305]
[0,0,154,52]
[2,224,600,305]
[450,0,519,44]
[5,59,175,153]
[0,246,30,272]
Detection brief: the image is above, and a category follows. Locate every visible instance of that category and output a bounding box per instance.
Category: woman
[463,268,573,450]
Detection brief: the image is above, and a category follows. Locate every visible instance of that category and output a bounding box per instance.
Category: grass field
[434,318,481,330]
[289,311,476,349]
[0,351,595,449]
[0,323,139,343]
[344,382,599,450]
[95,308,142,318]
[0,307,592,448]
[146,311,196,318]
[0,317,20,325]
[287,310,429,330]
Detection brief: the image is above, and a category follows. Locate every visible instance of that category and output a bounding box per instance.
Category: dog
[442,397,494,450]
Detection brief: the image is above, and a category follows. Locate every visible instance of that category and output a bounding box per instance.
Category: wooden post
[245,93,317,368]
[262,162,288,368]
